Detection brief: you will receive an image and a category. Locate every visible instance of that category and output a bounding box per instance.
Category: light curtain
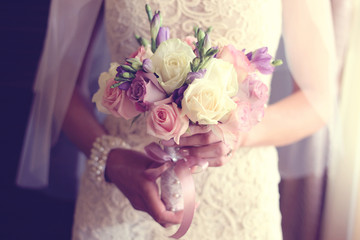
[322,0,360,239]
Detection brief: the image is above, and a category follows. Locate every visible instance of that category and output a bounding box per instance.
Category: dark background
[1,1,75,239]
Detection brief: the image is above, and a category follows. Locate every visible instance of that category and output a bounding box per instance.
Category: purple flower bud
[186,69,207,84]
[250,47,274,74]
[116,66,125,77]
[156,27,170,47]
[172,84,189,108]
[203,34,211,51]
[142,58,154,73]
[118,81,131,90]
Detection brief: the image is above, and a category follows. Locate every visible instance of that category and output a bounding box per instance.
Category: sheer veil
[279,0,338,178]
[16,0,104,188]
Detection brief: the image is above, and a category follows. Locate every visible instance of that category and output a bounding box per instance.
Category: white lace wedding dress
[72,0,283,239]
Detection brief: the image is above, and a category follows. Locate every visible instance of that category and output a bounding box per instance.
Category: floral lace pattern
[72,0,283,239]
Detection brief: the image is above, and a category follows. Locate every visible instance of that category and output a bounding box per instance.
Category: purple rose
[127,78,146,102]
[127,71,167,110]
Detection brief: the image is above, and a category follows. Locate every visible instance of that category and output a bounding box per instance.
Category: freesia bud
[190,57,201,72]
[122,72,135,79]
[150,12,161,40]
[142,58,154,73]
[196,28,206,42]
[203,34,211,51]
[186,69,207,84]
[156,27,170,47]
[121,64,137,73]
[272,59,283,66]
[205,47,219,57]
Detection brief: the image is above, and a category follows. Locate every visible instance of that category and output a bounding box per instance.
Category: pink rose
[217,45,253,82]
[102,78,140,119]
[147,103,189,144]
[183,36,197,51]
[213,99,252,147]
[233,100,253,132]
[250,105,265,125]
[249,79,269,105]
[129,46,153,61]
[240,74,269,106]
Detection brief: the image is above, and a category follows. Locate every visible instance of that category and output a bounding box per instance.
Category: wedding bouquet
[92,4,281,238]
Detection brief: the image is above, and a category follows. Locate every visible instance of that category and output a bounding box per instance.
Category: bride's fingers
[181,142,231,159]
[177,131,222,147]
[181,125,211,137]
[206,155,233,167]
[142,181,183,225]
[161,125,212,146]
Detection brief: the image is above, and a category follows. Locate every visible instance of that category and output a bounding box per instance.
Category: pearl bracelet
[88,135,130,184]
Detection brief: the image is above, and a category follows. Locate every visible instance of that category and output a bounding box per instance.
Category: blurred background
[0,1,74,239]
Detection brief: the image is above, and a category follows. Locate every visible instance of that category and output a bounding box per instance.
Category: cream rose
[151,39,196,95]
[181,58,238,125]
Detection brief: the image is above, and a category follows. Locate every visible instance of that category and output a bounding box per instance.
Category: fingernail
[191,162,208,174]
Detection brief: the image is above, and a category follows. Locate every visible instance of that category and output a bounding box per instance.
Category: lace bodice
[72,1,283,239]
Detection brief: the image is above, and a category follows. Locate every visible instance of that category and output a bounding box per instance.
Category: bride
[17,0,337,239]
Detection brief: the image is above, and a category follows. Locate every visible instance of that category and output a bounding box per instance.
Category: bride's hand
[105,148,183,227]
[162,125,245,167]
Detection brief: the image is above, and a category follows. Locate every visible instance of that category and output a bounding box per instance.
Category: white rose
[151,39,196,94]
[181,58,238,125]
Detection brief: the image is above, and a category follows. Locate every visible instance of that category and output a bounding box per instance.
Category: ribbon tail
[169,159,196,239]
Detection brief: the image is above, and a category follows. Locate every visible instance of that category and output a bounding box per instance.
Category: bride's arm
[62,87,106,157]
[244,89,325,147]
[247,0,337,147]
